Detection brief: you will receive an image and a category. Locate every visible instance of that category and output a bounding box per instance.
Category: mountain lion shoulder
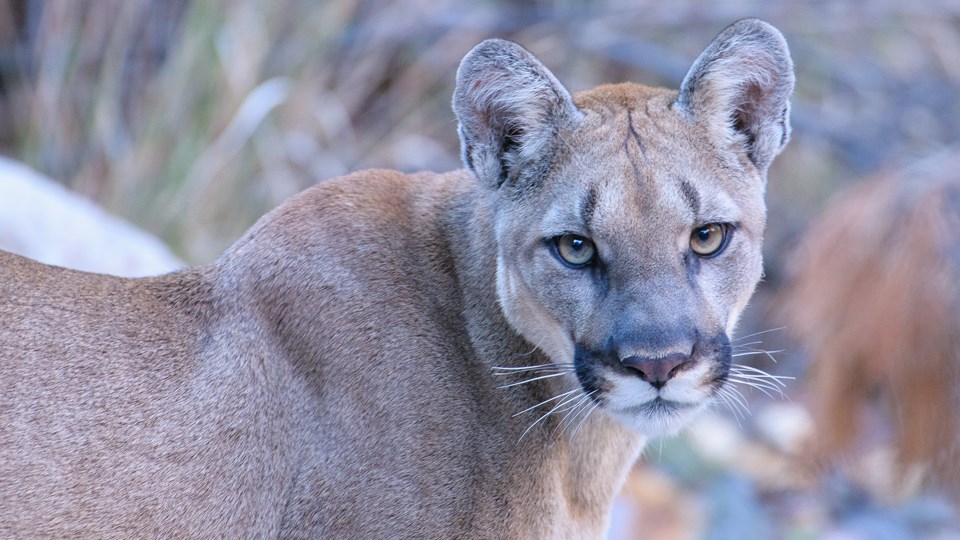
[0,19,793,538]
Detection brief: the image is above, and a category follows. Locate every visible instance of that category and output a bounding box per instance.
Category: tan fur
[0,20,792,537]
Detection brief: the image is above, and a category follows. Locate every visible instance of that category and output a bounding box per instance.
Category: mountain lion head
[453,19,794,437]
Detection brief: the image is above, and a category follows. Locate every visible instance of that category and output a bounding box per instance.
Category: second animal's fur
[783,150,960,497]
[0,20,793,537]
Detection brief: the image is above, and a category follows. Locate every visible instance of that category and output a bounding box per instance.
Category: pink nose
[621,353,690,389]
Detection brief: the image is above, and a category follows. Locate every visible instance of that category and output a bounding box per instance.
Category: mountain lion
[0,19,793,538]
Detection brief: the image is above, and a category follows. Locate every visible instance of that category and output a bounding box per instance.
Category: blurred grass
[2,1,958,264]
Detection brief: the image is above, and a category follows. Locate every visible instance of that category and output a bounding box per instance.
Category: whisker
[727,376,782,399]
[731,349,785,358]
[512,346,541,358]
[731,340,765,350]
[713,390,745,428]
[555,393,592,430]
[728,364,793,385]
[492,362,575,373]
[727,386,753,417]
[715,385,750,418]
[517,391,585,445]
[727,373,787,392]
[727,372,792,391]
[511,388,580,418]
[731,327,785,343]
[497,371,570,389]
[717,397,748,426]
[571,401,602,439]
[510,335,549,358]
[493,367,573,377]
[731,349,784,363]
[554,392,597,439]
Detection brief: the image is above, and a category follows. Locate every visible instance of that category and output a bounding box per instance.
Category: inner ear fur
[675,18,795,171]
[453,39,581,190]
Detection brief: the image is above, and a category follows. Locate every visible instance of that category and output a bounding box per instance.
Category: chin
[606,398,710,438]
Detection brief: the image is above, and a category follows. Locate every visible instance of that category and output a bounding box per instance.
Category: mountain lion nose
[621,353,690,389]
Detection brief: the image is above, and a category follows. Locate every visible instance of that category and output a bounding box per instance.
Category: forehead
[548,83,762,229]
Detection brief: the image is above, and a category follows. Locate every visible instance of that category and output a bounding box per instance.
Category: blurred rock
[0,157,183,276]
[611,464,704,540]
[705,475,773,540]
[754,402,814,455]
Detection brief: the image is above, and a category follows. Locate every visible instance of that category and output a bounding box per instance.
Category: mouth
[624,396,698,416]
[573,340,728,437]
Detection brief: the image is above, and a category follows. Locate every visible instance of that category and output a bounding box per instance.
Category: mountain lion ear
[675,19,795,172]
[453,39,582,190]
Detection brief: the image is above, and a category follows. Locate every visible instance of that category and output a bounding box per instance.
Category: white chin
[607,401,708,438]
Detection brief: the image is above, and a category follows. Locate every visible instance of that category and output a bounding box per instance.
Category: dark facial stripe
[680,179,701,219]
[623,110,646,184]
[625,110,647,157]
[581,186,598,230]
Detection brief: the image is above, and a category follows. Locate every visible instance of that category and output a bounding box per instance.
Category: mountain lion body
[0,20,793,538]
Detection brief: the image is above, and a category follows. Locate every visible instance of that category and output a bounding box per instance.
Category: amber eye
[690,223,729,257]
[555,234,596,267]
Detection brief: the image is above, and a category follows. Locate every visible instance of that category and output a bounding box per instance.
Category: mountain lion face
[454,20,792,437]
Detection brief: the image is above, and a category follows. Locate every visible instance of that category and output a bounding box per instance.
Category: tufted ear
[675,19,795,172]
[453,39,581,191]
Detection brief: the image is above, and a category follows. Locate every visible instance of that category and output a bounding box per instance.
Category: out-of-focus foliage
[1,1,959,538]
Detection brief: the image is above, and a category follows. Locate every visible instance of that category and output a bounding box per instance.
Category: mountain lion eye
[555,234,596,267]
[690,223,729,257]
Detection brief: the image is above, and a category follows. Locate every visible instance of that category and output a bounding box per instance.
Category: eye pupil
[690,223,728,257]
[555,234,596,267]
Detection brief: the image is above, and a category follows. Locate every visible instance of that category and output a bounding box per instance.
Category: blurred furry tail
[781,149,960,497]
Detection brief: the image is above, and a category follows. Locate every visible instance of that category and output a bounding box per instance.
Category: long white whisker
[731,340,765,350]
[716,385,750,417]
[512,345,541,358]
[511,388,580,418]
[731,349,785,358]
[727,377,780,399]
[493,362,556,372]
[731,327,785,343]
[718,394,748,424]
[727,374,786,393]
[554,392,597,440]
[492,362,575,373]
[493,367,574,377]
[729,364,793,384]
[517,391,585,445]
[514,334,549,357]
[728,366,792,380]
[713,390,735,415]
[726,386,752,417]
[732,349,785,363]
[713,388,744,426]
[571,401,602,439]
[557,394,590,428]
[727,372,792,391]
[497,371,570,389]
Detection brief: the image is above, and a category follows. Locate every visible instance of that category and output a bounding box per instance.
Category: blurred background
[1,1,959,538]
